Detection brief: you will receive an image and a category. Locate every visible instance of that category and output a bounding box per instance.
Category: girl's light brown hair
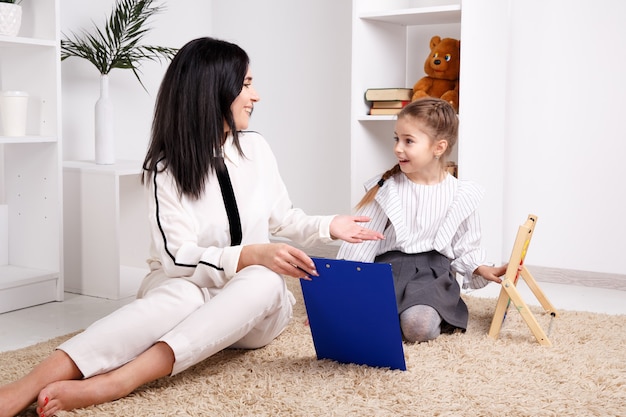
[355,98,459,210]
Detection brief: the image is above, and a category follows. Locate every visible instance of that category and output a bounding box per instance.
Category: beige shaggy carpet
[3,277,625,417]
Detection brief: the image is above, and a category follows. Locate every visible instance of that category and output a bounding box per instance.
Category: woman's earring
[434,154,441,160]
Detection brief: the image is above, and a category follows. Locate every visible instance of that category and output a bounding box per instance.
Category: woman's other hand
[239,243,318,279]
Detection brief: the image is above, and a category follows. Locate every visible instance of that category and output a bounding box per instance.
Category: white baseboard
[529,265,626,291]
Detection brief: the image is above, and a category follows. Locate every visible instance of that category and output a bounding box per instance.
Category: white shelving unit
[351,0,509,262]
[350,0,462,206]
[63,160,150,300]
[0,1,63,313]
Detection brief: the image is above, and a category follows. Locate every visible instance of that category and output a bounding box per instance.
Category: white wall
[460,0,626,278]
[502,0,626,276]
[211,1,353,215]
[60,0,214,163]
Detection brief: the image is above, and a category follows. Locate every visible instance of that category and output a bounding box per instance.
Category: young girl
[0,37,383,417]
[337,98,506,343]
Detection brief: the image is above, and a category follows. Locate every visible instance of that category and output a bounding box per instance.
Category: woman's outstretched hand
[329,215,384,243]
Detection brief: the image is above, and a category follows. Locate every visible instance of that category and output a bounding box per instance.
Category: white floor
[0,282,624,353]
[468,280,626,315]
[0,293,133,353]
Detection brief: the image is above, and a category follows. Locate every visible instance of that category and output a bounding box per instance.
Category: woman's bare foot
[0,381,38,417]
[37,374,130,416]
[36,341,176,416]
[0,350,82,417]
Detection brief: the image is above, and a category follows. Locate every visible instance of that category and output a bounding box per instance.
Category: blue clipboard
[300,257,406,371]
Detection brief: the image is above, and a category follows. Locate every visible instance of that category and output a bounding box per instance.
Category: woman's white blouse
[337,173,490,290]
[144,131,335,289]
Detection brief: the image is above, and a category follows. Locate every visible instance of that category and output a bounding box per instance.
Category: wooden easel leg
[499,279,552,346]
[519,266,559,318]
[488,287,511,339]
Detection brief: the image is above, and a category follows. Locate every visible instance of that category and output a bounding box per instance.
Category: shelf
[359,5,461,26]
[358,115,399,122]
[0,135,58,144]
[351,0,463,207]
[64,160,144,176]
[0,36,57,48]
[0,265,60,314]
[0,265,58,289]
[0,0,62,313]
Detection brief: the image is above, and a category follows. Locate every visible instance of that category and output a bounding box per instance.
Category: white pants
[58,265,295,377]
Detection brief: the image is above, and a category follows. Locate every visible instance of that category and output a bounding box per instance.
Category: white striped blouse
[337,172,490,290]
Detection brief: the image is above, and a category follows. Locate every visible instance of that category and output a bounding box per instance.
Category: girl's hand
[474,264,508,284]
[329,215,385,243]
[238,243,318,279]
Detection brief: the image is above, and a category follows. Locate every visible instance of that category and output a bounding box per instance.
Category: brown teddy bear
[411,35,460,112]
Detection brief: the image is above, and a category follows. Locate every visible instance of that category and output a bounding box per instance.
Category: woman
[0,37,382,417]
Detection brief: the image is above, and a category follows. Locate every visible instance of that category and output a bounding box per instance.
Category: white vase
[0,3,22,37]
[95,74,115,165]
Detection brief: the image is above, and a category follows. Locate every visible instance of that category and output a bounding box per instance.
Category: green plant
[61,0,177,91]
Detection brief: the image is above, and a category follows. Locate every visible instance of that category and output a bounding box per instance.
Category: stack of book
[446,161,458,178]
[364,88,412,115]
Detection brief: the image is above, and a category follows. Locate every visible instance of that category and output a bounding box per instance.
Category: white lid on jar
[0,91,28,97]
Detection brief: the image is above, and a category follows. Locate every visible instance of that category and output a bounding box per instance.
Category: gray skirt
[374,250,468,332]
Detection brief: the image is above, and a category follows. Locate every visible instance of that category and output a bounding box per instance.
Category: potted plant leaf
[61,0,177,164]
[0,0,23,37]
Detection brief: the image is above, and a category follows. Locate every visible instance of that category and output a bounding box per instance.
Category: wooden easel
[488,214,559,346]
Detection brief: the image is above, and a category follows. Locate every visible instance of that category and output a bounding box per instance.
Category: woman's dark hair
[142,37,249,199]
